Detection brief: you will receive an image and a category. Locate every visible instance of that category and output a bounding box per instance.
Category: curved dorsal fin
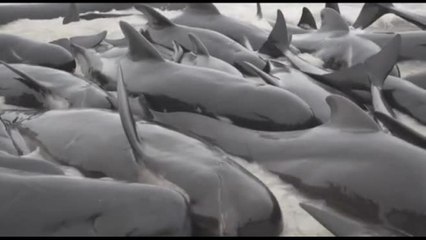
[63,3,80,25]
[259,9,290,57]
[119,21,164,62]
[70,31,108,49]
[134,4,174,29]
[188,33,209,56]
[325,3,340,14]
[298,7,317,30]
[184,3,221,15]
[324,94,380,131]
[256,3,263,19]
[319,8,349,32]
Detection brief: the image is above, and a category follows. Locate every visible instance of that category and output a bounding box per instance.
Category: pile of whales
[2,2,426,236]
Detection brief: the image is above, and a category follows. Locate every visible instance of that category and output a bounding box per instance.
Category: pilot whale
[0,33,76,72]
[291,8,382,71]
[171,3,272,51]
[0,169,191,236]
[148,93,426,236]
[73,20,318,131]
[0,74,284,236]
[172,34,243,77]
[134,4,269,74]
[0,62,115,110]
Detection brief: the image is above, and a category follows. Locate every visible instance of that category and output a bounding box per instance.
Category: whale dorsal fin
[256,3,263,19]
[119,21,164,62]
[70,31,108,49]
[135,4,175,29]
[319,8,349,32]
[185,3,221,15]
[325,94,380,131]
[63,3,80,25]
[325,3,340,14]
[259,10,290,57]
[188,33,209,56]
[298,7,317,30]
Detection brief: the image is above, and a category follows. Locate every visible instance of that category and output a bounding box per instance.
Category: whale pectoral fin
[0,61,52,97]
[188,33,210,56]
[135,4,175,28]
[298,7,317,30]
[256,3,263,19]
[300,203,406,236]
[119,21,165,62]
[185,3,221,15]
[116,64,146,166]
[240,61,280,87]
[318,8,349,32]
[259,10,290,58]
[63,3,80,25]
[324,94,380,131]
[70,31,108,49]
[325,3,340,14]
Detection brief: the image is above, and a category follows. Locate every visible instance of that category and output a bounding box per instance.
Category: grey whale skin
[0,107,283,236]
[135,4,269,74]
[0,34,76,72]
[150,94,426,236]
[0,169,191,236]
[0,63,115,110]
[74,21,318,131]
